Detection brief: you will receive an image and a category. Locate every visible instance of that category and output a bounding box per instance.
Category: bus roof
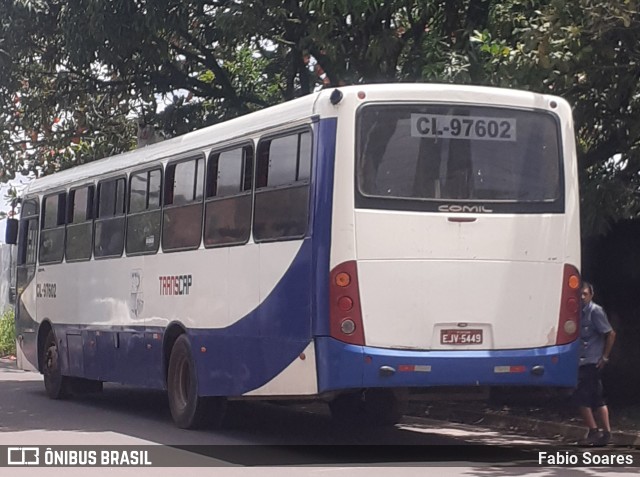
[24,90,329,195]
[22,83,563,196]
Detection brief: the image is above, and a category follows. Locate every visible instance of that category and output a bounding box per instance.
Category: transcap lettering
[159,275,193,296]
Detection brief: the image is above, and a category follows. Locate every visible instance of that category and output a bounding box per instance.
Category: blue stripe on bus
[310,118,337,337]
[50,241,315,394]
[315,337,581,391]
[191,118,338,396]
[190,238,314,396]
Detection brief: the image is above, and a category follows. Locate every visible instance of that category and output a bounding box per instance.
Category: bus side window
[18,219,39,266]
[39,193,66,264]
[94,177,126,258]
[253,130,312,242]
[66,185,94,262]
[163,156,205,251]
[127,168,162,255]
[17,199,39,266]
[204,145,253,247]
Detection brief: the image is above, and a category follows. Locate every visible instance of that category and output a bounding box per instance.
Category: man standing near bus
[575,282,616,446]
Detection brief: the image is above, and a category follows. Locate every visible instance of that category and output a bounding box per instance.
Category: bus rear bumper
[315,337,580,393]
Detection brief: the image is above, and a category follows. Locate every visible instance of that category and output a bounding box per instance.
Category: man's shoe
[594,431,611,446]
[577,428,601,446]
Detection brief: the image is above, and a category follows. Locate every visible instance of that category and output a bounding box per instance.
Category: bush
[0,308,16,357]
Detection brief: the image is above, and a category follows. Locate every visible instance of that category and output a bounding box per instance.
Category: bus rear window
[356,104,563,213]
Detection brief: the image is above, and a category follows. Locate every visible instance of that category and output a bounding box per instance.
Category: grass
[0,308,16,357]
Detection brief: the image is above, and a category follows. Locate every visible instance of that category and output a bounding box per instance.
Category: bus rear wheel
[42,329,71,399]
[167,334,226,429]
[329,388,407,427]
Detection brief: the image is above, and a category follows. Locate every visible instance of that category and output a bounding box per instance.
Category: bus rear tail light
[329,261,365,345]
[556,264,581,345]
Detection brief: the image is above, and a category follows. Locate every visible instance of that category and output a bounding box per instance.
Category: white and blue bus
[6,84,582,428]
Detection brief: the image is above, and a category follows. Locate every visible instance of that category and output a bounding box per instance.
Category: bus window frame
[162,153,206,252]
[65,183,95,263]
[126,165,163,256]
[17,197,40,267]
[94,175,127,260]
[204,141,254,249]
[253,127,313,243]
[39,191,67,265]
[353,102,566,214]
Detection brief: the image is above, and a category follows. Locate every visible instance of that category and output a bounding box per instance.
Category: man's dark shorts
[573,364,606,408]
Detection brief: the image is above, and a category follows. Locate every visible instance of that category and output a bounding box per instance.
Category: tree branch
[171,27,241,108]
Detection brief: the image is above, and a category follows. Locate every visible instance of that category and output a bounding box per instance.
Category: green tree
[469,1,640,234]
[0,308,15,357]
[0,0,288,180]
[2,1,640,235]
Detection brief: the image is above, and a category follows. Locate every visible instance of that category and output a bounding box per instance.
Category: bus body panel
[316,337,580,392]
[244,342,318,396]
[354,211,570,350]
[309,118,338,339]
[36,242,297,331]
[29,236,313,394]
[357,259,563,349]
[15,265,39,372]
[355,211,568,262]
[325,85,580,388]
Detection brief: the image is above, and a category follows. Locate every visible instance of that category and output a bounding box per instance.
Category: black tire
[42,329,72,400]
[167,334,226,429]
[329,388,407,427]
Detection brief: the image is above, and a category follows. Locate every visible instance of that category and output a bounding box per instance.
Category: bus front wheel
[329,388,407,427]
[42,329,72,399]
[167,334,226,429]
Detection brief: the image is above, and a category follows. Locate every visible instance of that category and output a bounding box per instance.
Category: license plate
[440,329,483,345]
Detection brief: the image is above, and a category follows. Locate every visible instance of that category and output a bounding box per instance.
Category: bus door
[15,198,40,371]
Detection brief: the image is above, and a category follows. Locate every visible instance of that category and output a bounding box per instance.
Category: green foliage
[2,1,640,236]
[0,308,16,357]
[466,1,640,235]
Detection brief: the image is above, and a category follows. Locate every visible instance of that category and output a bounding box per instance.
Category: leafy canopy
[1,0,640,235]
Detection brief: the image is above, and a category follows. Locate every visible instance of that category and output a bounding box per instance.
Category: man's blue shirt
[579,301,612,366]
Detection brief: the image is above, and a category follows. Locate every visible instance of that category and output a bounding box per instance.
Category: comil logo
[438,204,494,213]
[8,447,40,465]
